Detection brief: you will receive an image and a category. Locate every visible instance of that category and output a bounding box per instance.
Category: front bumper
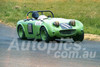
[50,29,77,38]
[59,29,76,35]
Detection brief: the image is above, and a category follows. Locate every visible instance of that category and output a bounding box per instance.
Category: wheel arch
[17,24,26,34]
[40,25,54,37]
[40,25,49,34]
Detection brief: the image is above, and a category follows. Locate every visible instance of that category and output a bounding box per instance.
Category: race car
[17,10,84,42]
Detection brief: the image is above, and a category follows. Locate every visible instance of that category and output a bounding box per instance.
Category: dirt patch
[85,34,100,41]
[0,20,16,28]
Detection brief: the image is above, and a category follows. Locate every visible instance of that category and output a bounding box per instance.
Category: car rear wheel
[73,31,84,42]
[17,25,26,39]
[40,27,51,42]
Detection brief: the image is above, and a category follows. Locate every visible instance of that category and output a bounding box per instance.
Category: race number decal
[28,23,33,34]
[35,21,42,25]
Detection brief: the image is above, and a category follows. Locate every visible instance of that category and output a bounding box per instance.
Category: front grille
[60,29,76,34]
[60,23,72,29]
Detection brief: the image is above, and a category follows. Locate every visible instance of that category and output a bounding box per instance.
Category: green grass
[0,0,100,34]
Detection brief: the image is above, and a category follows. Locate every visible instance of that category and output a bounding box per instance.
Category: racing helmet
[32,11,39,19]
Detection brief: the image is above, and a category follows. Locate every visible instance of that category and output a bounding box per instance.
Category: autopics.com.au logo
[8,38,96,59]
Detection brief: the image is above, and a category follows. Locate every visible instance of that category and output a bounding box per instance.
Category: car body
[17,10,84,42]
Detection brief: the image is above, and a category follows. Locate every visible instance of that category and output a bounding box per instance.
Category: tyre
[40,27,51,42]
[17,25,26,39]
[73,31,84,42]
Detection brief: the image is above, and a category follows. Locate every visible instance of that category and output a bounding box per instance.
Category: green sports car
[17,10,84,42]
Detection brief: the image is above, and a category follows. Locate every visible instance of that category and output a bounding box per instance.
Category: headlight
[53,21,59,27]
[69,20,75,26]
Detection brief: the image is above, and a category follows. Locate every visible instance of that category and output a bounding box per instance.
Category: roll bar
[27,10,54,19]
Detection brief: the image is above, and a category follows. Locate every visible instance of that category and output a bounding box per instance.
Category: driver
[38,15,48,20]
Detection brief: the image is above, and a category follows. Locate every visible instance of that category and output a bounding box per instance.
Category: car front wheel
[73,31,84,42]
[40,27,51,42]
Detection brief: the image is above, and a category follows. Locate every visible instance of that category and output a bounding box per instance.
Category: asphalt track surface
[0,23,100,67]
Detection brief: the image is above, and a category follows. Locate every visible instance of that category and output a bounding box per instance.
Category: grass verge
[0,0,100,35]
